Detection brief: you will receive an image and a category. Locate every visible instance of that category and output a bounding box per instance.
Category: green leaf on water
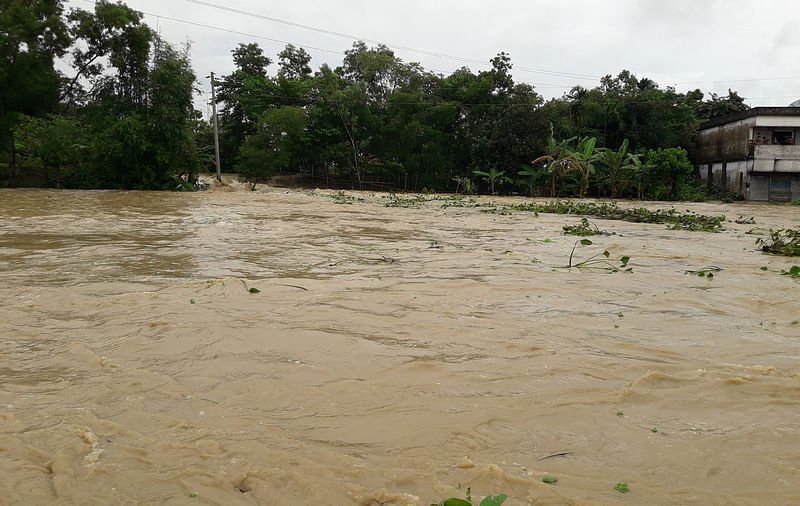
[479,494,507,506]
[248,287,260,294]
[441,499,471,506]
[542,476,558,484]
[580,239,593,246]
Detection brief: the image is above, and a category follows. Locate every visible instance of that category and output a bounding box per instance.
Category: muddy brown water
[1,183,799,505]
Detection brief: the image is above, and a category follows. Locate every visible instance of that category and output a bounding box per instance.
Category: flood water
[1,183,799,505]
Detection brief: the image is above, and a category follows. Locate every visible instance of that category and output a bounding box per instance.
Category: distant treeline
[2,1,749,198]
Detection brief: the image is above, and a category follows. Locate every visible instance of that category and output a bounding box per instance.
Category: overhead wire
[67,0,798,103]
[182,0,601,81]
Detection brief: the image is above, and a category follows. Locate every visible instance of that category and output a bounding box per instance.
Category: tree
[63,0,150,105]
[698,89,749,120]
[216,43,273,171]
[237,106,306,190]
[13,114,86,187]
[278,44,312,80]
[148,41,199,187]
[645,147,693,199]
[1,0,70,185]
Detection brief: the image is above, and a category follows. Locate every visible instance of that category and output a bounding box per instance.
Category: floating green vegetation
[383,193,428,208]
[505,200,725,232]
[561,239,632,273]
[615,483,630,493]
[781,266,800,278]
[756,228,800,256]
[431,488,507,506]
[541,476,558,484]
[331,190,355,204]
[562,217,613,236]
[683,266,722,279]
[439,194,483,208]
[248,287,260,294]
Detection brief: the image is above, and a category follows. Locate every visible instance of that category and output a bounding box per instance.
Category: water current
[1,183,798,505]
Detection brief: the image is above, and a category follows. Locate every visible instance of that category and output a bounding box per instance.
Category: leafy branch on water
[562,239,632,272]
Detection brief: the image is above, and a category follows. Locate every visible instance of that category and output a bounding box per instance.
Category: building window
[773,131,795,145]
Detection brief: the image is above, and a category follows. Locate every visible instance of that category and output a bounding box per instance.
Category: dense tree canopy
[1,0,752,198]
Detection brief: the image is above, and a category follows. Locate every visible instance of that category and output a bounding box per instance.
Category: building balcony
[750,144,800,172]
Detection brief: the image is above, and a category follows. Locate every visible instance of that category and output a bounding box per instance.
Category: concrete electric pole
[209,72,222,182]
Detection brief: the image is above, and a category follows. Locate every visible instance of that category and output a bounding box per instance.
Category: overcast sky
[64,0,800,116]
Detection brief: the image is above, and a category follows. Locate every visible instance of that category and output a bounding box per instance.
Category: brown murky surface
[1,182,799,505]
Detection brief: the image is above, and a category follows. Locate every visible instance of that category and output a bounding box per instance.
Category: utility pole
[209,72,222,182]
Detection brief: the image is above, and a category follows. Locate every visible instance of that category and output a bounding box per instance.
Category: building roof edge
[699,107,800,130]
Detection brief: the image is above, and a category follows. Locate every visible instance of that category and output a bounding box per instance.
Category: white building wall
[754,116,800,128]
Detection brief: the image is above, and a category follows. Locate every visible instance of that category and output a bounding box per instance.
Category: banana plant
[517,164,547,196]
[597,138,630,198]
[472,167,512,194]
[567,136,598,198]
[531,125,576,197]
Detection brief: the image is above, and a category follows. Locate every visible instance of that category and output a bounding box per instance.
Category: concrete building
[696,107,800,201]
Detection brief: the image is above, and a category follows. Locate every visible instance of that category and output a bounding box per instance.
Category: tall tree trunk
[8,136,18,187]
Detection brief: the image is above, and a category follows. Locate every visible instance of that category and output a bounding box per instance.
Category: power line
[70,0,577,90]
[182,0,601,81]
[675,76,800,85]
[67,0,799,100]
[176,0,800,90]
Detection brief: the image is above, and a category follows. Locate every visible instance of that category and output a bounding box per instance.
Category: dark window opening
[773,131,795,145]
